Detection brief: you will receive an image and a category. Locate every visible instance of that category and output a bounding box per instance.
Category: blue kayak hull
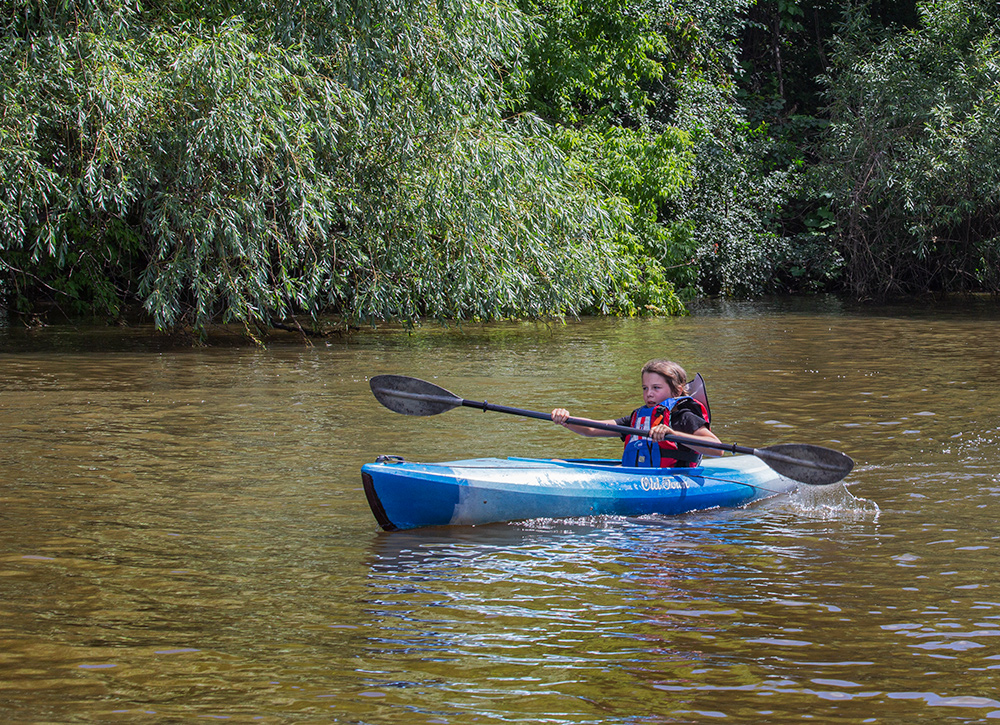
[361,455,797,531]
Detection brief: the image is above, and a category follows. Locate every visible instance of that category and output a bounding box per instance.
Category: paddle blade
[370,375,463,416]
[753,443,854,486]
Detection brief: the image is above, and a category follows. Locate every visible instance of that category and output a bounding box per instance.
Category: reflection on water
[2,296,1000,722]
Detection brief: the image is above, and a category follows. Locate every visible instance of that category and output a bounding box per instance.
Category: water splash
[783,483,881,521]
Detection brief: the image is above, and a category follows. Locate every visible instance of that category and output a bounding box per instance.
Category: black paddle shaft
[371,384,723,449]
[474,400,854,486]
[461,398,748,454]
[470,398,853,484]
[368,375,854,485]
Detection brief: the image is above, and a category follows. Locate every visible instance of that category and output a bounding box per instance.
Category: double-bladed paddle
[369,374,854,486]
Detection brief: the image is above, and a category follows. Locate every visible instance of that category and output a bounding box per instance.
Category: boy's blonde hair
[640,359,687,397]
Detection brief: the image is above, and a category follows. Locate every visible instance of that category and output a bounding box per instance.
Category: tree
[818,0,1000,298]
[0,0,684,336]
[512,0,794,299]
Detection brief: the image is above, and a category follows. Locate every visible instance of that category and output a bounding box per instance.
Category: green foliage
[662,0,794,297]
[772,192,846,291]
[512,0,791,300]
[1,5,364,331]
[0,0,687,335]
[12,0,996,332]
[350,114,646,321]
[677,112,792,297]
[819,0,1000,298]
[553,123,693,312]
[740,0,838,114]
[511,0,670,124]
[509,0,701,306]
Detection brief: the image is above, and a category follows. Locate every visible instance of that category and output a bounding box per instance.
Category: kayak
[361,454,798,531]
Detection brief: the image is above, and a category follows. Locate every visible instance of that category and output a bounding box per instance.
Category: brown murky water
[1,296,999,722]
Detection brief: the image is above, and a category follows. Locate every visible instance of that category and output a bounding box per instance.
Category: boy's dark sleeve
[615,413,633,441]
[670,400,708,435]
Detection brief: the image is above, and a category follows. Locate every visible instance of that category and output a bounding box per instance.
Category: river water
[1,296,998,723]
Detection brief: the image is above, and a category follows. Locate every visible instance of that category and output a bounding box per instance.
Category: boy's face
[641,372,673,407]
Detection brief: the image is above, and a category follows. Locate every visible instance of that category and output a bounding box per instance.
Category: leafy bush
[1,0,684,336]
[818,0,1000,298]
[512,0,794,300]
[665,1,793,297]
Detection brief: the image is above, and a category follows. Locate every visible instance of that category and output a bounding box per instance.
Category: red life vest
[622,397,710,468]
